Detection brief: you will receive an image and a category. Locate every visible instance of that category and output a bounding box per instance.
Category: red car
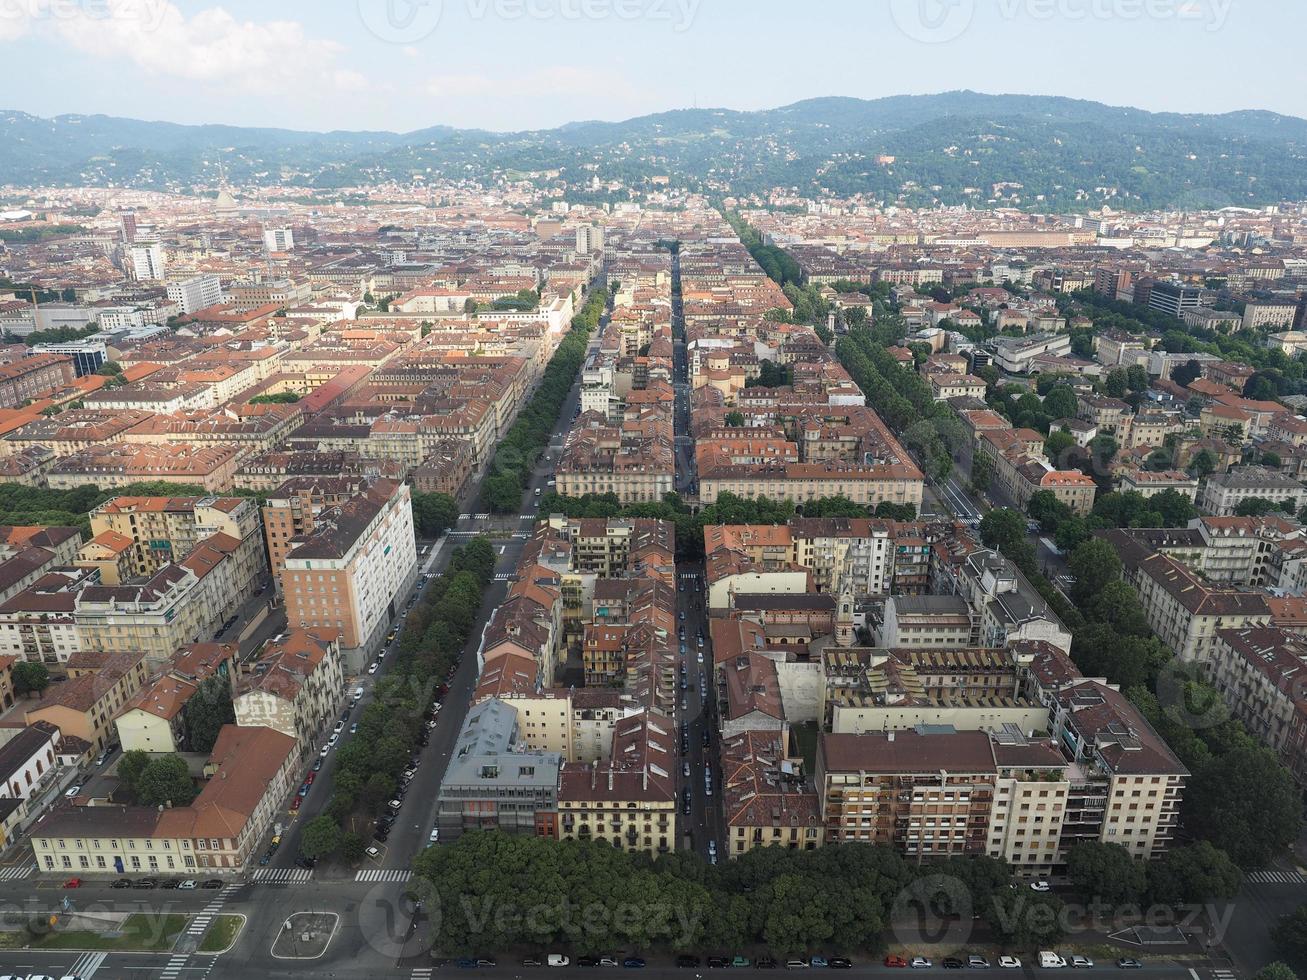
[63,877,81,889]
[304,772,316,785]
[290,797,302,811]
[885,956,908,968]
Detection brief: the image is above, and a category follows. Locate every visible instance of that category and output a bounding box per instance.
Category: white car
[366,845,381,859]
[1070,956,1093,969]
[429,828,439,844]
[367,662,380,675]
[998,957,1021,969]
[547,954,570,967]
[64,785,82,798]
[910,958,932,969]
[1030,879,1051,892]
[333,721,344,735]
[327,733,339,747]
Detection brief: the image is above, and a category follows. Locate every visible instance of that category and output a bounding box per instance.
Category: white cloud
[40,2,370,96]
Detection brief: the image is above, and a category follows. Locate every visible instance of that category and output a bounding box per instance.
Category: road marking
[252,867,314,884]
[0,864,34,880]
[355,869,413,883]
[161,953,189,978]
[1212,972,1236,980]
[493,572,515,582]
[413,969,434,979]
[67,951,108,978]
[1247,869,1305,884]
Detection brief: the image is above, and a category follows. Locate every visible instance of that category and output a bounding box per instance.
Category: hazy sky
[0,0,1301,132]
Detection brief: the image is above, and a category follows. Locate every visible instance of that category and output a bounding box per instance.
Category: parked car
[623,957,646,969]
[62,878,81,889]
[547,955,570,967]
[178,879,197,889]
[884,956,907,968]
[64,784,82,798]
[968,957,990,969]
[910,958,932,969]
[1070,956,1093,969]
[133,877,158,889]
[1030,879,1051,892]
[111,878,131,888]
[943,958,964,969]
[366,846,381,860]
[998,958,1021,969]
[1116,959,1142,970]
[676,956,701,968]
[201,879,224,888]
[429,828,439,844]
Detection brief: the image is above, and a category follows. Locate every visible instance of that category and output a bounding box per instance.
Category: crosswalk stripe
[252,867,313,883]
[0,864,34,880]
[355,869,413,883]
[160,953,188,979]
[1248,869,1305,883]
[67,951,108,979]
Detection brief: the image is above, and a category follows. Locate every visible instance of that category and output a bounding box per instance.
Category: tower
[835,574,855,647]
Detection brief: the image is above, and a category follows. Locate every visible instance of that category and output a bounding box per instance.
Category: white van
[1039,952,1067,969]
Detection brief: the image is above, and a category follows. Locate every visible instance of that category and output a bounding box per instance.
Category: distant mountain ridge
[3,91,1306,210]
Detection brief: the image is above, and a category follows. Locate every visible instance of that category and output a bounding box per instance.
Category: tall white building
[130,242,166,282]
[166,274,223,315]
[576,224,604,255]
[263,228,294,253]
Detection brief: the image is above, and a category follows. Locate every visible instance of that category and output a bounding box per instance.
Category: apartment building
[1200,467,1307,517]
[0,354,76,409]
[435,698,561,842]
[1208,627,1307,785]
[1043,681,1187,860]
[701,461,925,509]
[879,595,975,648]
[821,647,1045,736]
[261,476,373,581]
[114,642,237,754]
[556,710,677,854]
[75,533,252,666]
[991,333,1071,373]
[233,628,344,755]
[1126,551,1271,663]
[25,650,149,755]
[473,656,639,764]
[30,725,296,875]
[0,569,88,665]
[1120,470,1199,501]
[279,478,417,671]
[720,730,823,857]
[88,495,264,585]
[817,728,1002,858]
